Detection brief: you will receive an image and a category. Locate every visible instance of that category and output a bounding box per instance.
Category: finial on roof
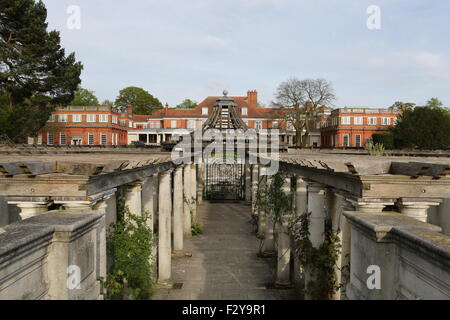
[223,90,228,97]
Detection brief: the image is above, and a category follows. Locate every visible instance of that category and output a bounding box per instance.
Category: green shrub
[372,132,394,149]
[106,208,155,300]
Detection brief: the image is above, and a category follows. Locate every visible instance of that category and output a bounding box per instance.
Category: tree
[0,0,82,142]
[392,100,450,149]
[273,78,336,146]
[388,101,416,112]
[101,99,114,107]
[70,87,99,106]
[176,99,197,109]
[424,97,443,109]
[115,87,162,115]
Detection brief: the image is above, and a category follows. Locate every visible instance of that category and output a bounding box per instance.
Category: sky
[42,0,450,108]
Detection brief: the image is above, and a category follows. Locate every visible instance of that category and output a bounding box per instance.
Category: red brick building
[29,105,132,146]
[320,107,400,148]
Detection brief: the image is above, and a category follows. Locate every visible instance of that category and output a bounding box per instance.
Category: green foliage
[392,104,450,149]
[106,207,155,300]
[388,101,416,111]
[176,99,197,109]
[70,87,99,106]
[191,223,203,236]
[425,97,443,109]
[0,0,82,142]
[115,87,163,115]
[371,132,394,149]
[290,213,341,300]
[101,99,114,107]
[183,195,201,236]
[364,141,388,156]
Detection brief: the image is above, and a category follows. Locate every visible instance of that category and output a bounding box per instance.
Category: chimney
[165,103,169,113]
[247,90,258,108]
[126,104,133,115]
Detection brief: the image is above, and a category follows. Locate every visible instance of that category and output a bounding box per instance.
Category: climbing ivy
[105,196,155,300]
[289,213,342,300]
[183,195,202,236]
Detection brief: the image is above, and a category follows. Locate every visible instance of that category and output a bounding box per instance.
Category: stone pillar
[92,200,108,291]
[397,198,441,223]
[304,182,326,299]
[275,176,292,287]
[263,174,275,254]
[157,134,161,144]
[295,176,308,216]
[158,170,172,283]
[9,201,51,220]
[142,176,155,231]
[197,161,204,205]
[245,164,252,203]
[124,182,142,216]
[190,164,197,222]
[173,167,184,252]
[257,166,267,238]
[251,165,259,215]
[0,196,9,227]
[183,165,192,236]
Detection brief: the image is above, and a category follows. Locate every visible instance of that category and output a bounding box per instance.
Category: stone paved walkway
[153,202,301,300]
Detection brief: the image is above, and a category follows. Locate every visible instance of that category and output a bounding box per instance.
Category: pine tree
[0,0,83,142]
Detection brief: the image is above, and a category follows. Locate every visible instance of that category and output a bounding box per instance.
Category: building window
[368,117,377,125]
[37,135,42,145]
[272,121,279,129]
[382,117,391,125]
[255,121,262,130]
[72,114,82,122]
[242,107,248,116]
[100,133,107,145]
[88,133,94,145]
[100,114,109,123]
[354,117,363,125]
[60,133,66,145]
[171,120,177,128]
[112,116,118,124]
[341,117,351,125]
[188,120,195,129]
[355,134,361,147]
[120,119,126,126]
[86,114,96,122]
[59,114,68,122]
[343,134,349,147]
[47,133,54,145]
[202,107,208,115]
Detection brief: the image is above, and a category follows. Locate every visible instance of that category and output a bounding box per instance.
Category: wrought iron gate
[205,160,244,201]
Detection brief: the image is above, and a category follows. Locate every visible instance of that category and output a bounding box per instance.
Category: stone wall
[428,198,450,236]
[345,212,450,300]
[0,211,105,300]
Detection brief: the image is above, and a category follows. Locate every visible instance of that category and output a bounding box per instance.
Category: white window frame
[60,132,67,145]
[120,120,126,127]
[343,134,349,147]
[100,133,107,145]
[47,133,54,145]
[88,133,94,145]
[27,137,34,144]
[86,114,96,123]
[272,121,279,129]
[355,134,362,147]
[341,117,351,125]
[187,120,195,129]
[354,117,363,125]
[72,114,82,122]
[112,116,118,124]
[242,107,248,116]
[171,120,177,129]
[368,117,377,125]
[37,135,42,145]
[255,120,262,130]
[382,117,391,125]
[59,114,68,122]
[99,114,109,123]
[202,107,208,115]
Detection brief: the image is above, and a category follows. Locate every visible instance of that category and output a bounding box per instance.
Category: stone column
[124,182,142,216]
[158,170,172,283]
[92,200,108,291]
[190,164,197,222]
[251,165,259,215]
[142,176,155,231]
[197,161,204,205]
[9,201,51,220]
[245,164,252,203]
[397,198,441,223]
[276,176,292,287]
[257,166,267,238]
[293,176,307,288]
[263,174,275,254]
[183,165,192,236]
[173,167,184,252]
[304,182,327,299]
